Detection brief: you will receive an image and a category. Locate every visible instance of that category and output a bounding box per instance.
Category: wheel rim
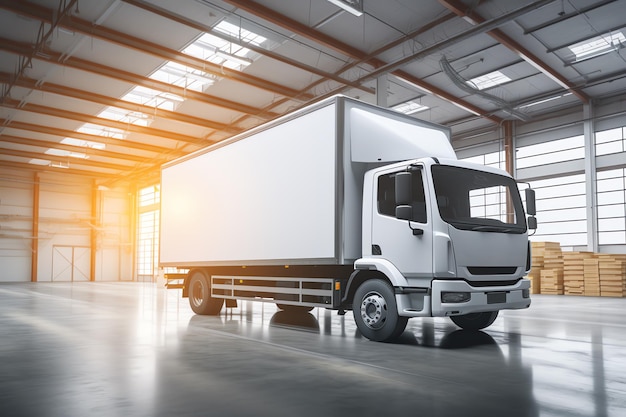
[360,291,387,330]
[190,279,204,308]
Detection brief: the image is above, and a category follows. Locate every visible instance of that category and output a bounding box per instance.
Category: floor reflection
[183,304,540,417]
[5,284,626,416]
[269,311,320,333]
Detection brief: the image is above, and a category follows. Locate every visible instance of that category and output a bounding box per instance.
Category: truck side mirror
[395,172,412,205]
[396,205,412,221]
[527,216,537,230]
[395,172,413,221]
[525,188,536,216]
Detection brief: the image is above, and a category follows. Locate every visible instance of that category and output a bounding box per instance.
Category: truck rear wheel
[450,311,498,331]
[188,270,224,315]
[353,279,408,342]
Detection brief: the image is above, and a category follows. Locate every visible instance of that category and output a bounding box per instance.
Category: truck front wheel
[450,311,498,331]
[353,279,408,342]
[188,270,224,315]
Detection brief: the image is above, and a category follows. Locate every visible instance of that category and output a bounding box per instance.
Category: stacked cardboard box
[527,242,626,297]
[563,251,595,295]
[583,258,601,296]
[597,254,626,297]
[529,242,563,294]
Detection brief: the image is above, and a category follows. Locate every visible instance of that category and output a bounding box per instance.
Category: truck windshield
[431,165,526,233]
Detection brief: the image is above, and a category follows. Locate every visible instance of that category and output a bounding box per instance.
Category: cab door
[370,166,433,278]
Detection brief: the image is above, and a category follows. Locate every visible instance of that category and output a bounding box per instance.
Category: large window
[461,151,506,171]
[597,169,626,245]
[596,127,626,156]
[528,175,587,247]
[137,185,160,281]
[516,135,584,169]
[595,127,626,246]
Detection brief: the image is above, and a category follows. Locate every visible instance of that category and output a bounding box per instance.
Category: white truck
[160,95,536,342]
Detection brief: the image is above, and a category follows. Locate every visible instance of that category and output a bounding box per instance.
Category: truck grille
[467,266,517,275]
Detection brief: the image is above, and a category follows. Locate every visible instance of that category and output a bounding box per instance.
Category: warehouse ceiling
[0,0,625,184]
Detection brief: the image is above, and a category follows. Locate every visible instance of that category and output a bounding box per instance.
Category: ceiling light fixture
[327,0,363,16]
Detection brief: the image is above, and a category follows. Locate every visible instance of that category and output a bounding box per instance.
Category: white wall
[0,168,134,282]
[0,169,33,282]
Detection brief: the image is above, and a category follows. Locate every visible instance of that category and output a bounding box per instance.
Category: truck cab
[351,157,533,340]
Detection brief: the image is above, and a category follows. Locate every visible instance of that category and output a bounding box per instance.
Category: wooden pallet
[525,242,625,297]
[583,258,600,296]
[598,254,626,297]
[532,242,564,295]
[563,251,595,295]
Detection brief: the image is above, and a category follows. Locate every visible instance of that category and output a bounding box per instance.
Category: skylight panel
[182,20,266,71]
[77,123,127,140]
[569,31,625,62]
[29,158,51,166]
[468,71,511,90]
[61,137,106,150]
[392,101,429,115]
[213,20,267,47]
[98,107,152,127]
[45,149,89,159]
[150,61,215,92]
[123,86,184,112]
[184,33,253,70]
[145,20,267,95]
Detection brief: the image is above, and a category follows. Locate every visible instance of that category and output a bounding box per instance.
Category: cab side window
[377,170,427,223]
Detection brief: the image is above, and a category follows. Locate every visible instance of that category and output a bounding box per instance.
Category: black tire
[352,279,408,342]
[450,311,498,331]
[188,270,224,315]
[276,304,314,313]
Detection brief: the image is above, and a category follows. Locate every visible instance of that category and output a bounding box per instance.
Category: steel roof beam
[120,0,375,96]
[438,0,589,104]
[0,98,208,146]
[0,133,156,163]
[0,37,278,120]
[0,72,237,134]
[222,0,503,124]
[0,0,312,101]
[523,0,617,35]
[0,160,120,178]
[0,147,134,172]
[0,118,189,155]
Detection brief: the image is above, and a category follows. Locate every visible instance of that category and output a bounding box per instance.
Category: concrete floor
[0,283,625,417]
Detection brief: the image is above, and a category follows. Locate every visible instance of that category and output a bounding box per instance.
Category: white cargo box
[160,96,452,268]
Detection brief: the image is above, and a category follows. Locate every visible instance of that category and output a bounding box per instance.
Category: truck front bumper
[430,278,531,317]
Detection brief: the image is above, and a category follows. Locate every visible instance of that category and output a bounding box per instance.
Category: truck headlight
[441,292,470,303]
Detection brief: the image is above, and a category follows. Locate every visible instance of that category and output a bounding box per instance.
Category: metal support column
[31,173,40,282]
[376,75,388,107]
[503,120,515,224]
[584,102,598,252]
[90,180,98,281]
[503,120,515,176]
